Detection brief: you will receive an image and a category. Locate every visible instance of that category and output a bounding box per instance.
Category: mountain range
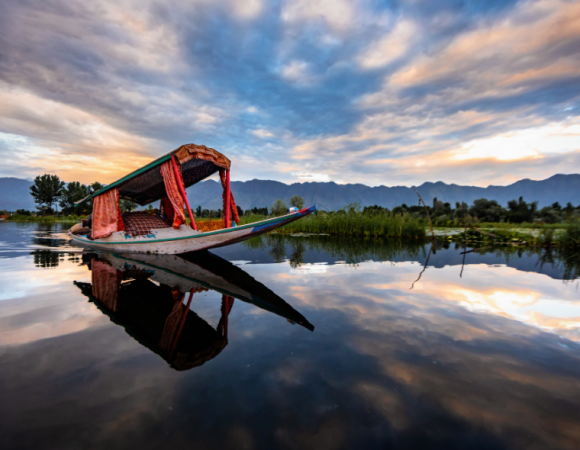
[1,174,579,212]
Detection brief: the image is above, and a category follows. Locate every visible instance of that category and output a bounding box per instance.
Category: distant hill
[186,174,580,211]
[0,178,34,211]
[1,174,579,212]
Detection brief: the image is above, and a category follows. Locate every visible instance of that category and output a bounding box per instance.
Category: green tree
[196,205,202,216]
[563,202,574,219]
[271,199,287,215]
[250,207,268,215]
[536,206,562,224]
[507,197,537,223]
[30,174,65,214]
[290,195,305,209]
[120,199,138,212]
[90,182,104,194]
[60,182,90,214]
[469,198,507,222]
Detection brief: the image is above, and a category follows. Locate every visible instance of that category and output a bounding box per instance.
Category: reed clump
[277,204,427,239]
[5,214,80,223]
[238,213,270,225]
[444,219,580,248]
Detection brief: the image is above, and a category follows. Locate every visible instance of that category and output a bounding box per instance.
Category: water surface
[1,222,580,450]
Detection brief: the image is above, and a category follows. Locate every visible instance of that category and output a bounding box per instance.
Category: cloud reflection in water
[1,230,580,448]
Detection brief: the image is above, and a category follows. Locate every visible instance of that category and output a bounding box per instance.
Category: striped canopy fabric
[160,161,187,229]
[76,144,231,207]
[92,188,124,239]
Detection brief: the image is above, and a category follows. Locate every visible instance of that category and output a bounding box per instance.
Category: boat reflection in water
[75,251,313,371]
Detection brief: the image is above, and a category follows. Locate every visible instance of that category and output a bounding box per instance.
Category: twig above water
[412,186,435,240]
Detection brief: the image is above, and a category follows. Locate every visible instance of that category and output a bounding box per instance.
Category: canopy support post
[171,155,197,231]
[225,170,231,228]
[218,295,234,337]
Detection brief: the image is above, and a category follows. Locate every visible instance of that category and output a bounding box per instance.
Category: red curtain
[160,197,175,223]
[160,161,187,229]
[92,188,124,239]
[219,169,240,224]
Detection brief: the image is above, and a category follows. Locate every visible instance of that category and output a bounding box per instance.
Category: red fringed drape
[219,169,240,224]
[160,197,175,223]
[92,188,124,239]
[160,162,187,229]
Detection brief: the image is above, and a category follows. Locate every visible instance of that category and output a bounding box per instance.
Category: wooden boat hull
[69,206,316,254]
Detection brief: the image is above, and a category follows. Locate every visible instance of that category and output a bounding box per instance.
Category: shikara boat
[74,251,313,370]
[70,144,315,254]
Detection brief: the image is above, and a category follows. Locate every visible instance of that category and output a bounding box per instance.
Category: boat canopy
[75,144,231,207]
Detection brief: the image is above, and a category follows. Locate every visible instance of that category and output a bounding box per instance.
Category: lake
[1,222,580,450]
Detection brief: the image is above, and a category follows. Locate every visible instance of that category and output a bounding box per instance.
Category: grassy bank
[272,210,427,239]
[438,220,580,248]
[4,214,80,223]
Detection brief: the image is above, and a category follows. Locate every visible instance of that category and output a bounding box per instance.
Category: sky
[0,0,579,187]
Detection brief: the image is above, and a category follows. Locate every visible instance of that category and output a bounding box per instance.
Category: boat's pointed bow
[299,205,316,215]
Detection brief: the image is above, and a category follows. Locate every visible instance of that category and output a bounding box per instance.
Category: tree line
[2,174,308,218]
[4,174,577,226]
[0,174,129,217]
[27,174,104,215]
[373,196,579,224]
[193,195,305,219]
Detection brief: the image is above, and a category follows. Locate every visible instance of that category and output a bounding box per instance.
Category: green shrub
[558,220,580,247]
[277,206,426,239]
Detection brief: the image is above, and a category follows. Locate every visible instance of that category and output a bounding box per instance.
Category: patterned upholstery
[196,220,225,233]
[123,212,171,236]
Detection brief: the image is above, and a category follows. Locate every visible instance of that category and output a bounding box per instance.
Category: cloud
[251,128,275,138]
[0,0,578,187]
[358,20,416,69]
[280,0,359,32]
[290,171,331,182]
[278,60,318,86]
[453,121,580,162]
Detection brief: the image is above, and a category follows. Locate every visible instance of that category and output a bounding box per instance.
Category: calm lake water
[1,222,580,450]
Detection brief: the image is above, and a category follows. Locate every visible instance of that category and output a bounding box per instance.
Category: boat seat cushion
[123,212,171,236]
[197,220,225,233]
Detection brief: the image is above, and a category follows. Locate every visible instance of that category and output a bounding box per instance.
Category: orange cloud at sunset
[0,0,578,187]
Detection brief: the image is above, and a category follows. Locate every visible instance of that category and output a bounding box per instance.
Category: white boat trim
[69,206,316,254]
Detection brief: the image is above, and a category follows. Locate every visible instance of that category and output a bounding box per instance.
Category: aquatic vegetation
[275,205,427,239]
[238,213,269,225]
[442,220,580,248]
[5,214,80,223]
[559,220,580,247]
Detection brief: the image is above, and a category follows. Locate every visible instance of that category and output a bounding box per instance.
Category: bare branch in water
[460,247,467,278]
[411,242,433,289]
